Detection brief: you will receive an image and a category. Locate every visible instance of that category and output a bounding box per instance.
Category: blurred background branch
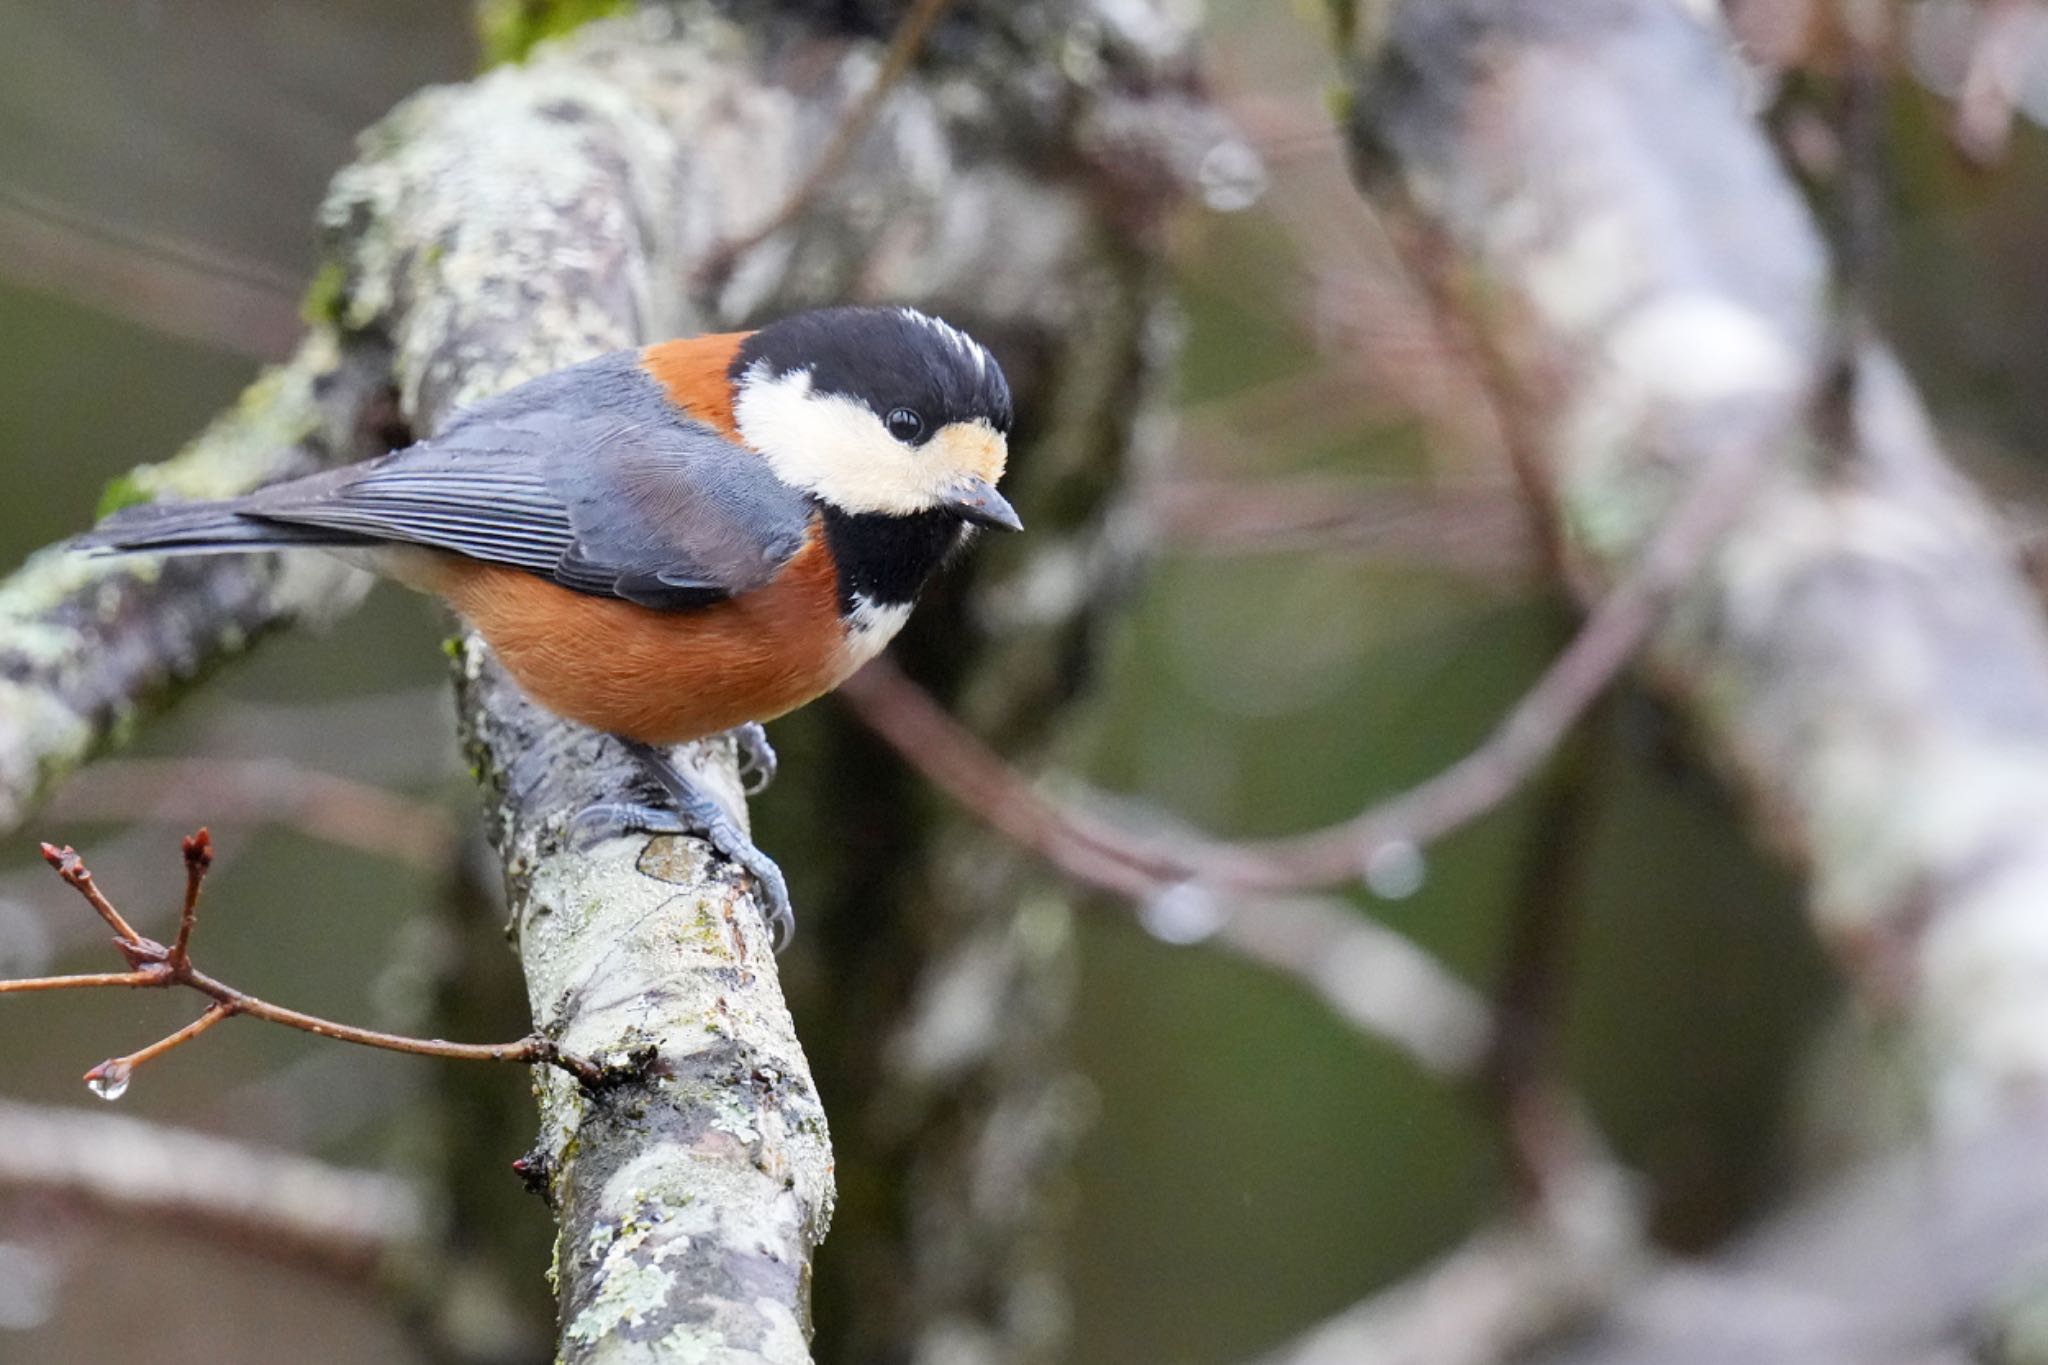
[0,1097,424,1282]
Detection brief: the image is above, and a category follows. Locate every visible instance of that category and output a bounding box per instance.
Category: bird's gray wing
[241,407,813,610]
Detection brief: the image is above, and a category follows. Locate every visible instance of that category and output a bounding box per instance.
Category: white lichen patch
[0,679,93,830]
[652,1324,727,1363]
[564,1223,681,1346]
[1556,292,1808,560]
[1602,293,1802,406]
[708,1092,760,1146]
[746,1297,811,1364]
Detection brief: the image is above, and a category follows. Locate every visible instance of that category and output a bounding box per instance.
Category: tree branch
[293,6,1204,1358]
[837,658,1495,1075]
[0,1097,424,1281]
[0,339,380,833]
[1250,0,2048,1359]
[1349,0,2048,1132]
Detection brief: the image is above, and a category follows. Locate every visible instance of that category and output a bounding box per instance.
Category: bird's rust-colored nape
[640,331,750,437]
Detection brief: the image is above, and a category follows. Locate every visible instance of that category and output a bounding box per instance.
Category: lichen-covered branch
[1252,0,2048,1360]
[0,338,378,832]
[299,6,1204,1359]
[1349,0,2048,1133]
[0,0,1205,1353]
[1533,1099,2048,1365]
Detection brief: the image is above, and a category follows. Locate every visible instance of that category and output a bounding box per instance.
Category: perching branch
[0,2,1209,1357]
[292,5,1207,1359]
[0,831,614,1096]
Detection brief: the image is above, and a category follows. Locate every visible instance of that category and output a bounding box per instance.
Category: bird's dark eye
[885,407,926,444]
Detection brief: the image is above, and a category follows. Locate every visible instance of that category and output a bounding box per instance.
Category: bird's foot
[730,721,777,795]
[569,743,795,950]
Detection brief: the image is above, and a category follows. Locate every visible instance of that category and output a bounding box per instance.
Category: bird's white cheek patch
[734,368,1011,516]
[736,370,935,515]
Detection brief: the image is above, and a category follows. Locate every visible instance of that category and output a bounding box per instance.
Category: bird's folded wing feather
[240,409,813,610]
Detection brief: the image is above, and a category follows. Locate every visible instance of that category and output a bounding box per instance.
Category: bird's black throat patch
[820,506,967,611]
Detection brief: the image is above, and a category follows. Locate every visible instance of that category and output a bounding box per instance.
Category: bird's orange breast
[430,537,856,745]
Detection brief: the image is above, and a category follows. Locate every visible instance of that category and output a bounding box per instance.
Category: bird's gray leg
[570,740,795,950]
[730,721,777,794]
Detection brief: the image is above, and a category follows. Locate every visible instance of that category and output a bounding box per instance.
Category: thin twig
[42,842,145,945]
[838,659,1175,898]
[0,181,301,299]
[0,972,152,994]
[848,398,1780,899]
[1149,476,1535,575]
[1179,413,1783,888]
[0,831,624,1096]
[0,181,299,358]
[87,1003,232,1095]
[839,661,1495,1070]
[1949,0,2033,167]
[699,0,957,282]
[169,828,209,971]
[1480,699,1611,1204]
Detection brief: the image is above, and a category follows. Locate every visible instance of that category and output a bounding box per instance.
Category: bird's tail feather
[74,499,373,557]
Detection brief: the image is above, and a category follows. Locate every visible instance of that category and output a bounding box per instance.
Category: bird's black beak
[941,476,1023,531]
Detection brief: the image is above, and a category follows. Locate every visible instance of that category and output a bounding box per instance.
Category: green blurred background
[14,2,2039,1361]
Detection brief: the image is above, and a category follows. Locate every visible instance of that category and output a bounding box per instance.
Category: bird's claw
[569,800,692,849]
[570,741,797,951]
[731,722,777,795]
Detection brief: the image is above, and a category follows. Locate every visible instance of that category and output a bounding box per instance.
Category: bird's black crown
[732,305,1013,439]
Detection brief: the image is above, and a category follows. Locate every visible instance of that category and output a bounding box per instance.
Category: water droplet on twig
[1362,841,1427,900]
[85,1060,132,1102]
[1197,139,1267,213]
[1140,882,1227,944]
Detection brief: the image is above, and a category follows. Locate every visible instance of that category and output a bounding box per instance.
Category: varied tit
[79,305,1020,946]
